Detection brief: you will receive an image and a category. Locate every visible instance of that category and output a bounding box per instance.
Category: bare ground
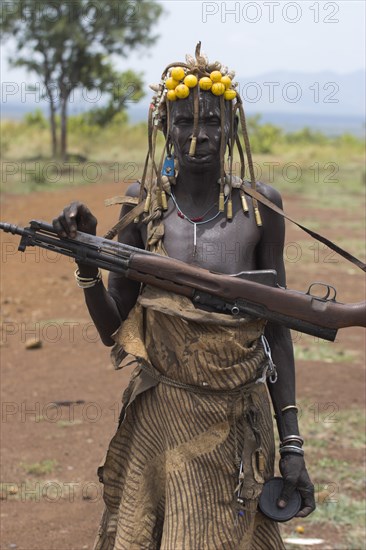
[1,181,365,549]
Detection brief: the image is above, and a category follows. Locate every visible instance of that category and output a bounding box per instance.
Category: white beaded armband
[74,268,102,289]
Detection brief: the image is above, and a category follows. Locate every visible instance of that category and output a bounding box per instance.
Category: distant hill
[2,70,365,136]
[236,70,365,117]
[247,111,365,137]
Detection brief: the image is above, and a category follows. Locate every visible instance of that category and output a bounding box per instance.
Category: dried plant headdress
[143,41,262,226]
[104,42,261,246]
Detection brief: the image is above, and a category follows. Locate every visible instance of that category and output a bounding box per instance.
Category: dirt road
[1,181,365,549]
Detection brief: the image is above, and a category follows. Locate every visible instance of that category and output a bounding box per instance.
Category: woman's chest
[161,204,261,273]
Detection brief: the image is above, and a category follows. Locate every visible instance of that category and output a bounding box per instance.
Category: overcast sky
[1,0,365,85]
[131,0,366,81]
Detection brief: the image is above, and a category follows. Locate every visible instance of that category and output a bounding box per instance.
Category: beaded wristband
[74,268,102,289]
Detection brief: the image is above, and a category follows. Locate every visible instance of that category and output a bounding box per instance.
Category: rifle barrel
[1,220,365,337]
[0,222,25,236]
[128,249,366,330]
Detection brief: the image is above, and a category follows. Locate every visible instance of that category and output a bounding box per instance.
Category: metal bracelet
[74,268,102,289]
[281,405,298,414]
[279,445,304,456]
[280,440,303,450]
[282,435,304,446]
[280,441,303,450]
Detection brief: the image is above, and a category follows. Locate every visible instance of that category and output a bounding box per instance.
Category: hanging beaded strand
[170,190,228,256]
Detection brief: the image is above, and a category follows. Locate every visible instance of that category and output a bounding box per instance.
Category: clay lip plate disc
[259,477,301,522]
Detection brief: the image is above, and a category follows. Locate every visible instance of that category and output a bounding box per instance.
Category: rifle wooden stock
[126,253,366,333]
[1,220,365,341]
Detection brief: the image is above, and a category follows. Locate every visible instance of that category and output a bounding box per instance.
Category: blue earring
[162,154,175,176]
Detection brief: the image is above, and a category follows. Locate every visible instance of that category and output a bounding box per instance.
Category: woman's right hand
[52,201,97,238]
[53,202,98,276]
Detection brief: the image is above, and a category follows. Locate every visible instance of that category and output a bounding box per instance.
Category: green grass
[315,457,365,491]
[309,495,365,527]
[282,496,366,549]
[294,344,359,363]
[279,402,366,549]
[20,459,58,476]
[296,400,366,450]
[1,117,364,201]
[0,158,146,195]
[292,332,362,364]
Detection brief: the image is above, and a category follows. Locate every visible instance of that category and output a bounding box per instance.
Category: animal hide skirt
[92,288,285,549]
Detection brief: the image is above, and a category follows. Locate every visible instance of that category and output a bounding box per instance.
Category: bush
[285,127,328,145]
[246,115,283,154]
[23,109,48,129]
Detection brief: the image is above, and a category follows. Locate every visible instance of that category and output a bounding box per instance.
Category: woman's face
[169,92,231,173]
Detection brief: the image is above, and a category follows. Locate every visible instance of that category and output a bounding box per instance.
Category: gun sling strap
[242,186,366,273]
[103,188,366,274]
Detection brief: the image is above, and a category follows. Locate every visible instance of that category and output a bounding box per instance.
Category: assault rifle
[1,220,365,342]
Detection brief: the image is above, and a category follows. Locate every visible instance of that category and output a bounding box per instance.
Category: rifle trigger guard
[306,282,337,301]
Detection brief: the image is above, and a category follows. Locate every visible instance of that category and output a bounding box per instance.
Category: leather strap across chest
[243,186,366,273]
[103,187,366,273]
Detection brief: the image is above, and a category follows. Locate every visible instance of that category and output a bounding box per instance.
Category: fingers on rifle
[52,215,68,238]
[72,202,97,233]
[68,202,79,220]
[52,202,80,238]
[66,201,82,237]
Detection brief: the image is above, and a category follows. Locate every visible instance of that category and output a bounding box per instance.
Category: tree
[83,69,144,127]
[1,0,162,159]
[247,115,283,154]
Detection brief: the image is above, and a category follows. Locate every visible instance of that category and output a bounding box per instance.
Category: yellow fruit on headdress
[211,82,225,96]
[167,89,177,101]
[175,84,190,99]
[210,70,222,82]
[224,89,237,100]
[166,77,179,90]
[171,66,185,81]
[184,74,198,88]
[199,77,212,90]
[221,75,232,89]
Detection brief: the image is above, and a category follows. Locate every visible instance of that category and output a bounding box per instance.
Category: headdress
[143,42,262,227]
[105,43,261,248]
